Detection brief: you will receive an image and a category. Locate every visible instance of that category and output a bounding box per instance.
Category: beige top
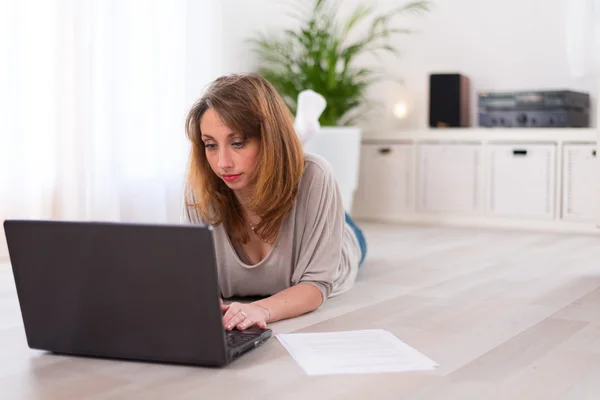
[182,153,361,303]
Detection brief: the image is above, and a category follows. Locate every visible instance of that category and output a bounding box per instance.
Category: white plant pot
[302,126,362,213]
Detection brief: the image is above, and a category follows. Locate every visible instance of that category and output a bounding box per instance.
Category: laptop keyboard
[226,331,259,348]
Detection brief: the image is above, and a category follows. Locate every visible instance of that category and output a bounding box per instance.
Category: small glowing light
[393,102,408,119]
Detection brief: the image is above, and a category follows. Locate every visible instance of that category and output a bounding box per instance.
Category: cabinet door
[418,143,480,214]
[562,144,597,221]
[352,143,413,219]
[488,143,556,218]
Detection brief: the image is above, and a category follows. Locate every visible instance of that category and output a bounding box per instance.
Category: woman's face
[200,107,260,197]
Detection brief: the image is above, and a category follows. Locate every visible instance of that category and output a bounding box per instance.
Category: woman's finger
[225,310,247,331]
[222,308,238,327]
[222,302,242,326]
[236,315,255,331]
[256,321,267,330]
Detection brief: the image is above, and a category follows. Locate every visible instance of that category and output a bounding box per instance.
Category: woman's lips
[222,173,241,182]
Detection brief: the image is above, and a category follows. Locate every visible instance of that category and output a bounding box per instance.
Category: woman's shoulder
[295,152,340,207]
[302,152,336,183]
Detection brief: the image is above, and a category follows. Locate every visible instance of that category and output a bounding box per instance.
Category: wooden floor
[2,223,600,399]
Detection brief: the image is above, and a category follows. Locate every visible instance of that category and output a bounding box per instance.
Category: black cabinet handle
[512,149,527,156]
[378,147,392,155]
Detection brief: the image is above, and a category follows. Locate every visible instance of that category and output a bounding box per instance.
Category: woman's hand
[222,302,270,331]
[220,298,229,313]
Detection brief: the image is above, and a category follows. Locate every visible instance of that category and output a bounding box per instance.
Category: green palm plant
[249,0,431,126]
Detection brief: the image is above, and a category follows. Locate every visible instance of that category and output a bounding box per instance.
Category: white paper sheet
[276,329,439,376]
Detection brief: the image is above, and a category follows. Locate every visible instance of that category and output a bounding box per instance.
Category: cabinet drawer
[353,144,414,218]
[562,143,597,221]
[487,143,556,218]
[418,143,480,214]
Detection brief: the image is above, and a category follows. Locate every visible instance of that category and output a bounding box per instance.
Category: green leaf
[342,3,374,36]
[248,0,432,125]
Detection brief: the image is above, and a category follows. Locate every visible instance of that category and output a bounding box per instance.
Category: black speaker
[429,73,470,128]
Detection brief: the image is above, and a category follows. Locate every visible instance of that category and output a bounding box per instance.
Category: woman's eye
[232,141,245,149]
[204,143,216,150]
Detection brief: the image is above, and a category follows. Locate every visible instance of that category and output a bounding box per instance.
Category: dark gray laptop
[3,219,272,367]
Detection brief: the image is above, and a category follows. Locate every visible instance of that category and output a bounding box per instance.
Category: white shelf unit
[352,128,599,233]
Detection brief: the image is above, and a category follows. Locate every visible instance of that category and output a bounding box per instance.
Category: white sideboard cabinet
[352,128,599,233]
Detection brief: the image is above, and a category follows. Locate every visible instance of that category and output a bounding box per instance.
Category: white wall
[217,0,599,135]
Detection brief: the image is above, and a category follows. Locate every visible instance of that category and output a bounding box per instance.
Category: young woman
[182,73,367,332]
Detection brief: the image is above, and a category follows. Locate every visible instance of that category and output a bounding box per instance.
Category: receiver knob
[516,113,528,125]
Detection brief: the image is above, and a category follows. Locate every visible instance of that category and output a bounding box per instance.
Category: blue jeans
[345,212,367,266]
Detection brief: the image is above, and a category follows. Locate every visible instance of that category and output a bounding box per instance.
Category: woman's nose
[217,149,233,170]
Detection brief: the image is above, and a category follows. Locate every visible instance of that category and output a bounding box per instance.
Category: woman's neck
[234,188,252,210]
[234,188,260,225]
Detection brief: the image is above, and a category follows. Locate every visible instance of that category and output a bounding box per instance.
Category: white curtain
[0,0,191,259]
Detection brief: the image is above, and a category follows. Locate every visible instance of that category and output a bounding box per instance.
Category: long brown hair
[185,73,304,244]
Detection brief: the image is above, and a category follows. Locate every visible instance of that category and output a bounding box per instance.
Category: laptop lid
[3,219,230,366]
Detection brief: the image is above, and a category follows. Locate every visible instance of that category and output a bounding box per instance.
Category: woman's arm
[222,283,323,331]
[254,283,323,323]
[222,159,344,331]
